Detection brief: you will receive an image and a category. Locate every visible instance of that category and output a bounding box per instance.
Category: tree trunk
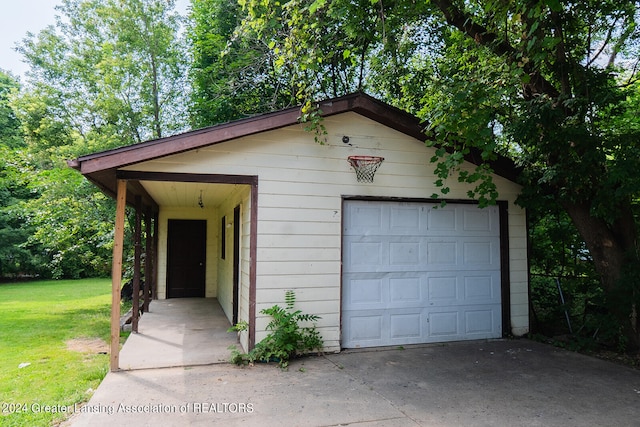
[430,0,640,351]
[562,200,640,350]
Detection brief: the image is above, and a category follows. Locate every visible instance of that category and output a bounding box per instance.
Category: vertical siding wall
[137,112,528,352]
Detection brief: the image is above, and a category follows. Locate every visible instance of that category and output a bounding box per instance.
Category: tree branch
[431,0,560,99]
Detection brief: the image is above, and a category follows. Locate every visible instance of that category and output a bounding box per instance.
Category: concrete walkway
[118,298,237,370]
[65,300,640,426]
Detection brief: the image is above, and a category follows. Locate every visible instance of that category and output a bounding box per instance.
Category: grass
[0,278,118,426]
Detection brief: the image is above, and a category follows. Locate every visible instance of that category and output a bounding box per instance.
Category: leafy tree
[190,0,392,126]
[237,0,640,348]
[0,71,24,149]
[424,0,640,349]
[0,71,36,278]
[17,0,188,149]
[188,0,310,126]
[0,148,41,278]
[20,168,116,279]
[5,0,188,279]
[188,0,290,126]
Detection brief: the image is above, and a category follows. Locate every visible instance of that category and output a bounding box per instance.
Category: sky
[0,0,190,79]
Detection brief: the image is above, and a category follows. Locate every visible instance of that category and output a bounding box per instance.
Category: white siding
[128,112,528,352]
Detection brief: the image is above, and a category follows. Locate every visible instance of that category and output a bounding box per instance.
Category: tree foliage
[232,0,640,348]
[0,71,35,278]
[2,0,188,280]
[18,0,188,150]
[188,0,297,126]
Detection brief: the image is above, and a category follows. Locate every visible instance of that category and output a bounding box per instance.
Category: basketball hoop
[347,155,384,183]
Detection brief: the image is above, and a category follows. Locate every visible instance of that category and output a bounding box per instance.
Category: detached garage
[70,92,529,364]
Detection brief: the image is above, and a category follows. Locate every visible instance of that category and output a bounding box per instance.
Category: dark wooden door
[167,219,206,298]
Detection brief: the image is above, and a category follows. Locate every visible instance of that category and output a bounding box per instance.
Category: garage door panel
[426,238,499,270]
[389,241,421,265]
[462,239,500,267]
[463,274,499,302]
[342,200,502,349]
[389,277,421,303]
[348,241,383,268]
[464,309,497,334]
[427,311,459,337]
[426,240,458,266]
[427,306,501,341]
[389,205,422,232]
[346,313,385,343]
[343,276,387,313]
[345,236,428,273]
[347,205,384,233]
[426,275,458,302]
[428,206,458,232]
[344,274,426,310]
[390,312,422,339]
[462,207,493,231]
[426,272,500,306]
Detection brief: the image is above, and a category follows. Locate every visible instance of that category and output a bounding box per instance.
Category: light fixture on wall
[198,190,204,209]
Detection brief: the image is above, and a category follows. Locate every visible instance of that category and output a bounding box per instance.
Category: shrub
[228,290,323,369]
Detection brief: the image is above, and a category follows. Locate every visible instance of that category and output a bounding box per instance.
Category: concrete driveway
[66,339,640,426]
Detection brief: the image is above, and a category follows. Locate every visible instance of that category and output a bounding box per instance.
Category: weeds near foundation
[228,290,323,369]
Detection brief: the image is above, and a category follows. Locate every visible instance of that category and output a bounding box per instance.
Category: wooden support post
[110,179,127,372]
[132,195,142,333]
[143,207,152,313]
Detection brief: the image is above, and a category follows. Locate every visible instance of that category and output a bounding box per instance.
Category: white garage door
[342,200,502,348]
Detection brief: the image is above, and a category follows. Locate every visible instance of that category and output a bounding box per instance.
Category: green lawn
[0,278,114,426]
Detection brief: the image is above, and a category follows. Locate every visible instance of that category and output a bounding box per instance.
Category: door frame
[232,205,241,325]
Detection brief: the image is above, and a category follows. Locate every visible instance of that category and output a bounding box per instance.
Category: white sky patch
[0,0,190,79]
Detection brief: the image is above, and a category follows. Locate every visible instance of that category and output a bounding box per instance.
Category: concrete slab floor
[118,298,238,370]
[66,339,640,427]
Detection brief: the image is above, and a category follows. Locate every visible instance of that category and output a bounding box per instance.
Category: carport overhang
[69,171,265,374]
[65,168,260,372]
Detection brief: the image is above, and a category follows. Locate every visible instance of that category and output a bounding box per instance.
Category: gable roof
[68,92,520,206]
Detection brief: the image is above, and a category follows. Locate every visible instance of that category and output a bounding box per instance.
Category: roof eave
[70,92,521,191]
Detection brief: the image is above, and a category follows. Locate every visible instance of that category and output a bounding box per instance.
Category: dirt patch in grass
[66,338,109,354]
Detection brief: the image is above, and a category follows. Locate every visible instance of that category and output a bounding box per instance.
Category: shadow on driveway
[67,339,640,426]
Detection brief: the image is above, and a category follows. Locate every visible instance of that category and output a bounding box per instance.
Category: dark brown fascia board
[81,169,159,212]
[70,92,521,183]
[73,107,302,175]
[70,93,424,176]
[317,93,428,142]
[116,170,258,185]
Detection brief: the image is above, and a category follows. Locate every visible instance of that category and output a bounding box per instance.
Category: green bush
[228,290,323,369]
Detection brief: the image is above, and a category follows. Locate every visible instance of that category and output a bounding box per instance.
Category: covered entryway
[342,199,503,348]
